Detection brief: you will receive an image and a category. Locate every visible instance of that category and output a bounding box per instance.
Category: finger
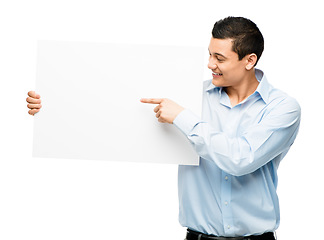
[158,117,166,123]
[28,109,40,115]
[156,111,161,118]
[140,98,163,104]
[153,105,160,113]
[28,91,41,99]
[27,103,42,109]
[26,96,41,104]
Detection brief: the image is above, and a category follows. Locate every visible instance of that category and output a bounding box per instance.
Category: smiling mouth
[212,72,223,77]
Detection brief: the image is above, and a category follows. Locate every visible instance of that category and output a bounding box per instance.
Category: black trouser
[185,229,276,240]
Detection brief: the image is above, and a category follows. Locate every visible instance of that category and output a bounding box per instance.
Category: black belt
[186,229,275,240]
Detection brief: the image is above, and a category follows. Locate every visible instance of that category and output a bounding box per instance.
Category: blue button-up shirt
[173,69,301,237]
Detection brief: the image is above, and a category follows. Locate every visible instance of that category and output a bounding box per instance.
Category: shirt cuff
[173,109,202,136]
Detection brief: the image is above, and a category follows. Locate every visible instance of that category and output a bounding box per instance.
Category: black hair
[212,16,264,66]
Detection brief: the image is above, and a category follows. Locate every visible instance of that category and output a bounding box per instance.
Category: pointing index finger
[140,98,163,104]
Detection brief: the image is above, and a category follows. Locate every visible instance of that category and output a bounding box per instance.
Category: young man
[28,17,300,240]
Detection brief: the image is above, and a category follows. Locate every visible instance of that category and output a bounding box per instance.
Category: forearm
[174,109,300,176]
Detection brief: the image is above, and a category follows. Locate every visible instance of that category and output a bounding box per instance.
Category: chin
[212,79,227,87]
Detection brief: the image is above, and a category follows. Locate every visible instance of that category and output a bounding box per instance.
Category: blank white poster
[33,41,204,165]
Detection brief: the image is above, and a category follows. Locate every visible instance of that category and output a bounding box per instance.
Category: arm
[174,98,301,176]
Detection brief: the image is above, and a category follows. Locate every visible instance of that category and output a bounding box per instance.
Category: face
[208,37,249,88]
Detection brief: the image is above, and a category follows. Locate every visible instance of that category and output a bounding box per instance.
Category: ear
[245,53,257,70]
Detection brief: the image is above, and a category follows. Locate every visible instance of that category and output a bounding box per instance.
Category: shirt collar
[205,68,271,104]
[205,81,218,92]
[254,68,270,104]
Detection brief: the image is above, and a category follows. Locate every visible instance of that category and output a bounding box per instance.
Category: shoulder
[268,87,300,112]
[265,87,301,125]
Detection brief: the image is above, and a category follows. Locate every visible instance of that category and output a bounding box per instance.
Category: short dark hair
[212,16,264,66]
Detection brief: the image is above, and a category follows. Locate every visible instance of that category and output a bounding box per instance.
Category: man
[28,17,300,240]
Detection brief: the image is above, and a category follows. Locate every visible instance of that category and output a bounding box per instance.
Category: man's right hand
[26,91,42,115]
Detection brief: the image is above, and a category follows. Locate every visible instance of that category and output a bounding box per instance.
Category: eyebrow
[208,48,227,59]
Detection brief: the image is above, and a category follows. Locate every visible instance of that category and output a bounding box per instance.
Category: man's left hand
[140,98,184,124]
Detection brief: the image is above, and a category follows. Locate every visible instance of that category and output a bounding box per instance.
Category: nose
[208,57,217,70]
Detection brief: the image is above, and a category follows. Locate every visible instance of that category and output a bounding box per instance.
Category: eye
[216,57,224,62]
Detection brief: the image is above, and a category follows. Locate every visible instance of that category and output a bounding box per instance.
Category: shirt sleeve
[173,97,301,176]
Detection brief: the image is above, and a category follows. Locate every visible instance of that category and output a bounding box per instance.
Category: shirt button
[225,176,228,181]
[227,225,231,229]
[225,201,228,206]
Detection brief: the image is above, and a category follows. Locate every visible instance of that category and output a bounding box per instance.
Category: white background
[0,0,323,239]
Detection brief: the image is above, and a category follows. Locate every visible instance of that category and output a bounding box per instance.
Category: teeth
[213,73,222,75]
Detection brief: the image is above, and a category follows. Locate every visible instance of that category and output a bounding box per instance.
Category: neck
[225,69,259,107]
